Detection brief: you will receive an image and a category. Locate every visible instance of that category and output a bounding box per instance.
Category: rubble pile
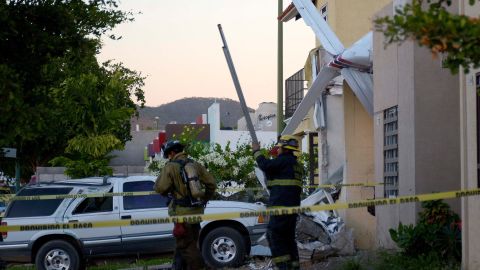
[250,188,355,265]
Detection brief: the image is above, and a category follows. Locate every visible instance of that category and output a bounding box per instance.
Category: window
[123,181,169,210]
[285,69,307,119]
[73,188,113,215]
[6,188,72,218]
[321,4,328,21]
[308,132,319,186]
[384,106,399,198]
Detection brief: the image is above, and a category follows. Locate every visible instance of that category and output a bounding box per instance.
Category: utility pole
[218,24,259,145]
[277,0,284,135]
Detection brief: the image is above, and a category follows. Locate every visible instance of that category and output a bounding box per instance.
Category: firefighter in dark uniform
[252,135,303,270]
[155,140,216,270]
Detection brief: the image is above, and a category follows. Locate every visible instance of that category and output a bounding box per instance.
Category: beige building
[374,1,480,269]
[373,1,461,247]
[281,0,390,249]
[284,0,480,265]
[458,2,480,269]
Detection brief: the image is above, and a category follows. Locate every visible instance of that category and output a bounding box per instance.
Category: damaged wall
[340,85,376,250]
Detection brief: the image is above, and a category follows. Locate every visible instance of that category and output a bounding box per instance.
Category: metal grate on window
[384,106,398,198]
[321,4,328,21]
[285,69,307,119]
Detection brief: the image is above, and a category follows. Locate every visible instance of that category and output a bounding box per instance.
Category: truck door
[119,179,174,254]
[63,187,122,255]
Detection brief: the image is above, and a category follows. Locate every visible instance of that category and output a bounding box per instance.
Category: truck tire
[201,227,246,268]
[35,240,80,270]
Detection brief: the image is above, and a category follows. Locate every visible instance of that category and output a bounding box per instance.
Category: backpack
[174,159,205,207]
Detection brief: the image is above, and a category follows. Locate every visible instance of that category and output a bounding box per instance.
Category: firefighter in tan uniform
[155,140,216,270]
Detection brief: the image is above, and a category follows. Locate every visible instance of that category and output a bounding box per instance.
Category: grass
[341,258,365,270]
[339,251,461,270]
[6,257,172,270]
[88,258,172,270]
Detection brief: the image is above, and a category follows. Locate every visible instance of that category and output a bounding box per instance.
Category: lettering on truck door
[119,178,174,254]
[63,187,122,254]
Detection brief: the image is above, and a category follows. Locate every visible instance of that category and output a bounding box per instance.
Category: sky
[98,0,313,108]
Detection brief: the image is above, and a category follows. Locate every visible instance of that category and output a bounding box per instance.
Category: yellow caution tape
[1,188,479,232]
[0,182,383,202]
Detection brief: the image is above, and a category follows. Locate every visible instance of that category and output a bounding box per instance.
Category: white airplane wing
[292,0,345,55]
[341,68,374,116]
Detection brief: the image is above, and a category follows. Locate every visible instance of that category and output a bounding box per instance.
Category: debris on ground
[249,187,355,268]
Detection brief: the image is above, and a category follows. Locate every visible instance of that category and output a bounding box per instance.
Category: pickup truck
[0,176,267,269]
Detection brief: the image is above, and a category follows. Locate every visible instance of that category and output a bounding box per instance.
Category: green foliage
[389,200,461,265]
[50,156,113,179]
[0,0,144,179]
[341,259,365,270]
[375,0,480,73]
[373,250,460,270]
[50,134,123,178]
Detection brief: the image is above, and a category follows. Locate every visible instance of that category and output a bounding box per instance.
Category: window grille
[321,4,328,21]
[285,69,307,119]
[384,106,398,197]
[308,132,319,186]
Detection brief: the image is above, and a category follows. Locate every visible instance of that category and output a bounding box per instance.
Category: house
[280,0,390,249]
[283,0,480,267]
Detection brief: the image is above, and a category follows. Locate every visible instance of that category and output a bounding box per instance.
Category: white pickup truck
[0,176,267,270]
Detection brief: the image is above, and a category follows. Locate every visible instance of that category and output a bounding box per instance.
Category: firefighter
[252,135,303,270]
[154,140,216,270]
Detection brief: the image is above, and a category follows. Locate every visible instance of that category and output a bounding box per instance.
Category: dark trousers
[267,214,300,270]
[173,223,204,270]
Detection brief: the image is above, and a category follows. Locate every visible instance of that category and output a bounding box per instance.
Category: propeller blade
[292,0,345,56]
[282,67,339,135]
[341,68,374,116]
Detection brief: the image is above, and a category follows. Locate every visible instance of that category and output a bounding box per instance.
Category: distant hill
[132,97,253,130]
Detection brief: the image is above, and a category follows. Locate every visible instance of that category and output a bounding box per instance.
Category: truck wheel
[201,227,246,268]
[35,240,80,270]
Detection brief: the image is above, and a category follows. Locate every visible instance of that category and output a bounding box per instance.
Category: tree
[0,0,145,179]
[375,0,480,73]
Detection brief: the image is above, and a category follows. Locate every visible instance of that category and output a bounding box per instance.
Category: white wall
[213,130,277,150]
[208,102,277,149]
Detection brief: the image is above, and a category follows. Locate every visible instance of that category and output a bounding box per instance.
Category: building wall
[460,2,480,269]
[110,130,160,166]
[213,130,277,150]
[373,2,461,248]
[460,67,480,270]
[341,85,376,249]
[315,0,391,46]
[413,44,460,213]
[208,103,277,150]
[320,92,345,182]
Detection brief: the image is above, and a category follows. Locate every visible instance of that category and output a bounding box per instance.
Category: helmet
[162,140,184,158]
[276,135,300,151]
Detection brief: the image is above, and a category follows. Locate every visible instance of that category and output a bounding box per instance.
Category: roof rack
[38,179,112,187]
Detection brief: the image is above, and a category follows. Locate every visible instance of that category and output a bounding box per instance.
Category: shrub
[389,200,461,265]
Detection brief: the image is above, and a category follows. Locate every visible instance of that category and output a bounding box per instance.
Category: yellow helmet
[276,135,300,151]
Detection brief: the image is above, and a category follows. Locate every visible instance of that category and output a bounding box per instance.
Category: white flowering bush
[147,126,312,198]
[147,127,258,189]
